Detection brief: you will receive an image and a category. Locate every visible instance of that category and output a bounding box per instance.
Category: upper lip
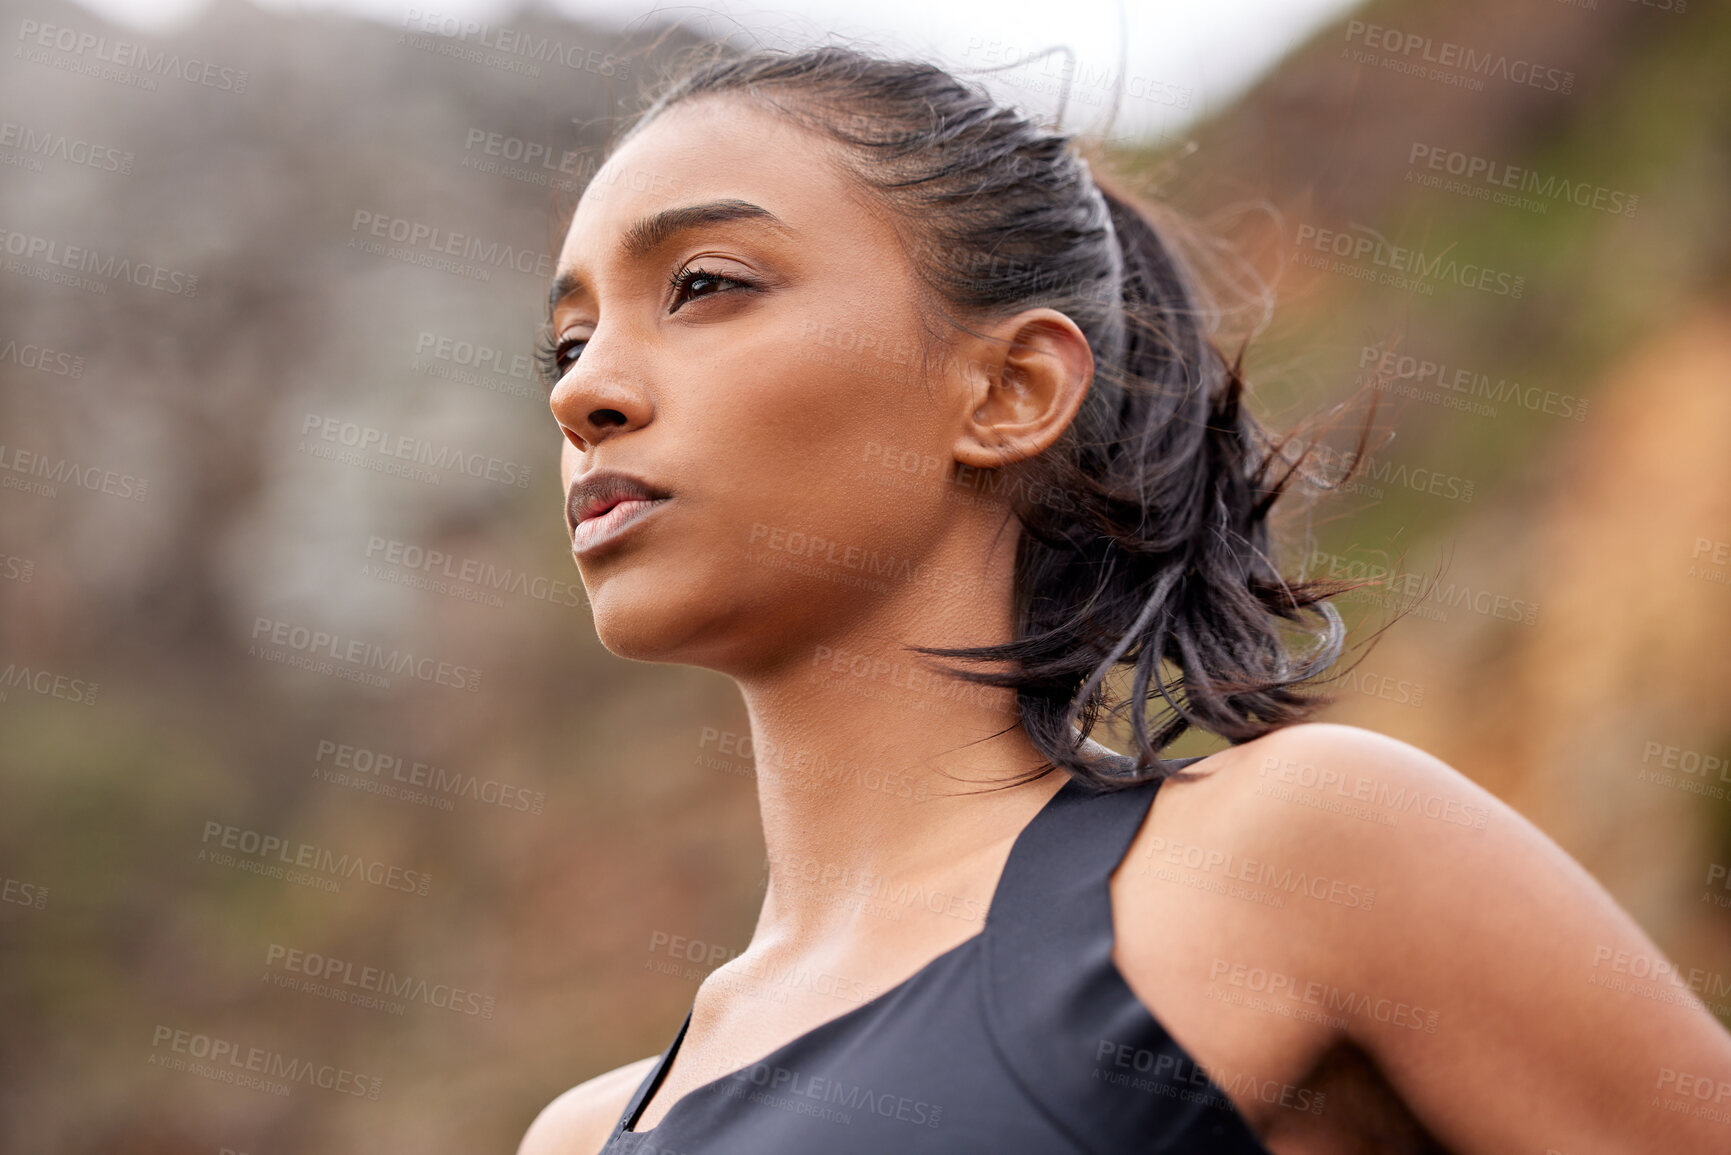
[566,470,673,536]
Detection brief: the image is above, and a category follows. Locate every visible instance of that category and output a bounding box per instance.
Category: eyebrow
[544,198,791,321]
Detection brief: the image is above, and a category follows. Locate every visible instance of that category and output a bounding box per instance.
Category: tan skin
[521,94,1731,1154]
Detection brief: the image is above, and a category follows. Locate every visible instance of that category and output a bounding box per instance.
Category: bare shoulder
[1148,721,1512,875]
[517,1056,660,1155]
[1107,724,1472,1117]
[1185,719,1486,811]
[1123,721,1498,912]
[1141,721,1731,1153]
[1183,719,1632,927]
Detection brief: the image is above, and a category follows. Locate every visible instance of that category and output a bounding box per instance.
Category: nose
[548,337,653,453]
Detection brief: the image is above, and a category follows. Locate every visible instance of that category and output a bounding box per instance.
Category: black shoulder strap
[979,758,1272,1154]
[611,1009,691,1136]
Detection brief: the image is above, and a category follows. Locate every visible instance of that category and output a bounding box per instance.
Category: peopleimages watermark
[298,413,531,488]
[1653,1065,1731,1127]
[2,875,48,910]
[1689,536,1731,589]
[0,225,198,296]
[796,316,921,375]
[15,19,250,93]
[715,1054,944,1129]
[1276,438,1477,506]
[748,523,992,600]
[1302,546,1540,627]
[1341,20,1574,94]
[1293,222,1524,298]
[646,928,741,980]
[1093,1038,1327,1116]
[1207,957,1442,1034]
[362,535,584,611]
[0,117,133,175]
[1588,943,1731,1014]
[348,210,553,283]
[1405,143,1637,217]
[0,441,149,501]
[725,951,883,1009]
[1701,862,1731,910]
[1634,739,1731,802]
[765,848,987,927]
[643,928,879,1009]
[459,128,597,192]
[248,616,483,692]
[1137,834,1378,912]
[0,660,99,705]
[412,328,541,402]
[1358,343,1588,422]
[805,643,1017,718]
[1332,664,1427,709]
[696,726,932,802]
[400,8,629,77]
[857,438,1079,516]
[1555,0,1687,15]
[265,942,496,1017]
[1256,754,1492,831]
[0,335,84,377]
[199,819,433,896]
[312,738,545,814]
[148,1025,380,1098]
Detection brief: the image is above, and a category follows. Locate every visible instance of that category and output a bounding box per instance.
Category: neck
[721,514,1097,958]
[732,641,1088,955]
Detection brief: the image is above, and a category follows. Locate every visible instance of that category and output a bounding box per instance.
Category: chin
[590,603,675,663]
[586,580,713,664]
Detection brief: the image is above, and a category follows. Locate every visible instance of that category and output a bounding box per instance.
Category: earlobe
[953,308,1094,470]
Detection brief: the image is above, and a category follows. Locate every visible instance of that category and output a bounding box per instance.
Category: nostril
[589,408,628,429]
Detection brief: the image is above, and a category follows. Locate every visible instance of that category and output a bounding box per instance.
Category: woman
[518,44,1731,1154]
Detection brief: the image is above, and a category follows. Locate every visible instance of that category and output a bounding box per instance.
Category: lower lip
[572,497,672,556]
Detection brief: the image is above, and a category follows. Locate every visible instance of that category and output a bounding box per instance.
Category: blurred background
[2,0,1729,1149]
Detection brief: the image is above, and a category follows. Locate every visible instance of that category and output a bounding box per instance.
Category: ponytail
[914,179,1359,790]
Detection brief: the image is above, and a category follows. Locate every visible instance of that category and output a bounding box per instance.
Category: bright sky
[66,0,1364,143]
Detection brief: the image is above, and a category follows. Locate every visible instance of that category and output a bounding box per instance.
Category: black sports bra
[602,761,1274,1153]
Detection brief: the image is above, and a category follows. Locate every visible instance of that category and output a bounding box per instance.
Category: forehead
[557,96,860,271]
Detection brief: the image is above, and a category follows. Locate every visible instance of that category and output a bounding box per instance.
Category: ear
[951,308,1095,469]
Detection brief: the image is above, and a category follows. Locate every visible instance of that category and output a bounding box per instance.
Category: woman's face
[545,96,1004,674]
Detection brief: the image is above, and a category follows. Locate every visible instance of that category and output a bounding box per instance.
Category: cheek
[702,319,949,542]
[558,439,581,492]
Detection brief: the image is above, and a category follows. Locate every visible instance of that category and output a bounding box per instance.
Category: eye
[533,329,586,391]
[535,264,755,391]
[668,264,753,312]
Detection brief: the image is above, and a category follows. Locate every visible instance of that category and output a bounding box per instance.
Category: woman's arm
[1275,724,1731,1154]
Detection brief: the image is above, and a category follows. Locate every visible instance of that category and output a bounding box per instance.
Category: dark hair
[596,43,1381,792]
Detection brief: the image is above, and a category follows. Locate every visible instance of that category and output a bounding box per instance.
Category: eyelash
[533,264,754,391]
